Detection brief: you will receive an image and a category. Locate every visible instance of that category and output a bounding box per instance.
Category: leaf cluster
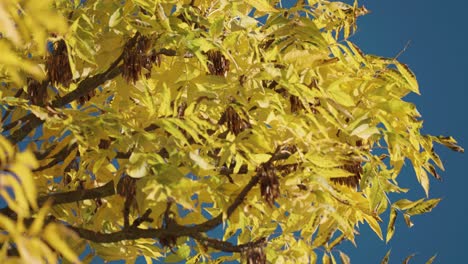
[0,0,463,263]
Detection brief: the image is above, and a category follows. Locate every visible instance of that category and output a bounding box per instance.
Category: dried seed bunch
[290,94,304,113]
[117,174,139,227]
[276,163,300,176]
[218,106,250,135]
[206,50,230,76]
[117,174,137,198]
[290,94,320,114]
[122,33,161,83]
[46,39,73,87]
[259,164,280,207]
[244,246,266,264]
[331,161,362,188]
[26,78,47,105]
[78,89,96,105]
[159,201,177,249]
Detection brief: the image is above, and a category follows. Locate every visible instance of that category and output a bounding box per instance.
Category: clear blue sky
[309,0,467,263]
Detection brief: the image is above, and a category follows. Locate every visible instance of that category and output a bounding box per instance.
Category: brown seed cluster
[290,95,320,114]
[117,174,137,198]
[46,39,73,87]
[26,78,47,105]
[159,211,177,249]
[244,246,266,264]
[218,106,250,135]
[259,164,280,207]
[122,33,161,83]
[159,201,178,249]
[117,174,138,227]
[276,163,300,176]
[78,89,96,105]
[290,95,304,113]
[331,162,362,188]
[206,50,230,76]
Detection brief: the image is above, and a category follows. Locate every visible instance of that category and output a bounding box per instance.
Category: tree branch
[37,180,115,206]
[192,234,266,253]
[34,143,78,171]
[189,173,261,233]
[0,181,115,218]
[68,225,266,253]
[6,55,124,144]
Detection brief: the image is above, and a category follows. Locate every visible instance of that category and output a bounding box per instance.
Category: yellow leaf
[29,200,52,236]
[403,254,416,264]
[0,214,16,234]
[322,253,330,264]
[406,198,441,216]
[380,249,391,264]
[425,254,437,264]
[363,214,383,240]
[339,251,350,264]
[109,8,123,27]
[189,151,214,170]
[244,0,279,13]
[350,123,380,140]
[403,213,414,228]
[42,224,80,263]
[386,208,397,243]
[396,62,419,95]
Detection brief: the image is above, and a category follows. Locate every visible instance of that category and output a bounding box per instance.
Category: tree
[0,0,463,263]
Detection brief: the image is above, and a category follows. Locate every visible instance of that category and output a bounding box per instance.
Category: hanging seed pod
[98,139,111,149]
[159,212,178,248]
[244,246,267,264]
[46,39,73,87]
[290,94,320,114]
[117,174,137,198]
[276,163,300,176]
[160,201,178,249]
[78,89,96,105]
[218,106,250,135]
[290,95,304,113]
[206,50,230,76]
[26,78,47,105]
[118,175,138,227]
[122,33,160,83]
[259,164,280,207]
[331,161,362,188]
[177,102,187,119]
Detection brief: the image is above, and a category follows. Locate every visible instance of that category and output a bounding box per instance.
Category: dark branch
[131,209,153,228]
[68,224,266,253]
[192,234,267,253]
[34,143,78,171]
[37,180,115,207]
[0,181,115,218]
[6,55,124,144]
[188,173,261,233]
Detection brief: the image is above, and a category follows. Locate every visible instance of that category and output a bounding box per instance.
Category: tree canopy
[0,0,463,263]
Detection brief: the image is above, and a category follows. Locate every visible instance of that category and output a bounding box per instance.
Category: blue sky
[317,0,467,263]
